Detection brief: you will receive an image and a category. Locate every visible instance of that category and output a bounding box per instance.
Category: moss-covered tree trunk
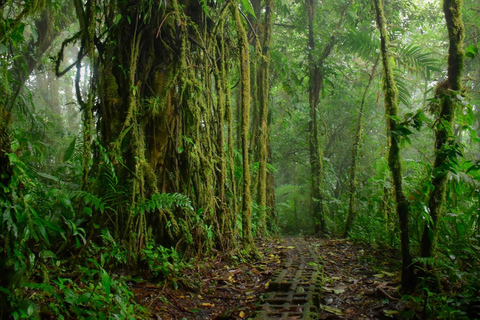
[306,0,326,234]
[373,0,416,293]
[420,0,464,258]
[344,56,379,237]
[232,1,255,249]
[68,0,239,259]
[256,0,274,236]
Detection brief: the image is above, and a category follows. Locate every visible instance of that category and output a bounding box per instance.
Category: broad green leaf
[37,172,60,182]
[63,136,76,162]
[102,270,111,299]
[39,250,57,259]
[0,43,7,54]
[240,0,256,19]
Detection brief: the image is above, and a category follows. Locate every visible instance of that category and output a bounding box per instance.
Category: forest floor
[132,236,406,319]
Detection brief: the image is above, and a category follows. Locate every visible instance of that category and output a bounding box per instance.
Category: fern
[340,28,379,60]
[142,192,193,212]
[393,68,413,107]
[395,44,441,80]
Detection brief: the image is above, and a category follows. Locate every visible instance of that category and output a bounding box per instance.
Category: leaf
[27,304,34,316]
[37,172,60,182]
[465,44,478,58]
[201,302,215,308]
[240,0,256,19]
[63,136,76,162]
[0,43,7,54]
[320,305,345,316]
[102,269,111,299]
[384,310,399,315]
[39,250,57,259]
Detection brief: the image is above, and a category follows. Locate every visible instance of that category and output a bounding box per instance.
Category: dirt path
[134,237,404,319]
[314,238,403,319]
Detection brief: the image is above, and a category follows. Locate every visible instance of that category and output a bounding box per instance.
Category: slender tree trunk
[421,0,464,258]
[306,0,325,234]
[256,0,274,236]
[344,56,379,237]
[248,0,261,159]
[227,56,239,238]
[373,0,416,293]
[305,0,351,234]
[232,1,254,249]
[213,17,231,249]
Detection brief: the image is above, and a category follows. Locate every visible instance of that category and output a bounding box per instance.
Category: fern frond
[395,44,441,80]
[340,28,379,60]
[393,69,412,107]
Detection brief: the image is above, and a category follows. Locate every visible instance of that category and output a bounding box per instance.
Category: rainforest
[0,0,479,319]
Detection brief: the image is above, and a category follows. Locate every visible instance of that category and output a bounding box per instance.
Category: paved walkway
[254,237,323,319]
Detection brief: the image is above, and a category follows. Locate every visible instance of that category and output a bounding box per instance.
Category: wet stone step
[254,237,323,319]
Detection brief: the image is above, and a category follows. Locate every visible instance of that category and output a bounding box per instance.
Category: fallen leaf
[239,311,245,318]
[384,310,399,315]
[201,302,215,308]
[320,305,345,316]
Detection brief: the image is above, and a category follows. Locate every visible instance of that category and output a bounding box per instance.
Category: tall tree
[305,0,325,234]
[59,0,255,258]
[373,0,416,293]
[344,56,379,237]
[421,0,465,258]
[256,0,274,235]
[305,0,351,234]
[232,1,255,249]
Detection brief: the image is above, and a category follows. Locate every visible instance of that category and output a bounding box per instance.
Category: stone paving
[254,237,323,319]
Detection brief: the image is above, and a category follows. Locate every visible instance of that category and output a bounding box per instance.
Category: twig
[238,8,258,41]
[376,286,399,301]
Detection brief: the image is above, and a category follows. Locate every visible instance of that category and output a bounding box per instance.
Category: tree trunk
[256,0,274,236]
[373,0,416,293]
[420,0,464,258]
[344,56,379,237]
[232,1,255,250]
[305,0,351,234]
[306,0,326,234]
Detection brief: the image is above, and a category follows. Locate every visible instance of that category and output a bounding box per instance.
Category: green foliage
[465,42,479,58]
[0,142,144,319]
[141,244,187,288]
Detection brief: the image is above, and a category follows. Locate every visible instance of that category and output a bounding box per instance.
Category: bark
[344,56,379,237]
[421,0,464,258]
[256,0,274,236]
[232,1,254,249]
[306,0,325,234]
[248,0,262,159]
[214,21,228,249]
[373,0,416,293]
